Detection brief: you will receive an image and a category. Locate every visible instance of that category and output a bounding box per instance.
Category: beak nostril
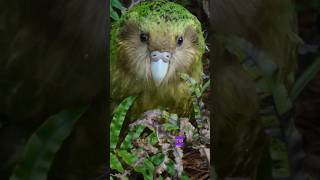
[151,51,171,59]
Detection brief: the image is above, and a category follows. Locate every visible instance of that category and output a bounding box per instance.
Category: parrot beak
[150,51,171,86]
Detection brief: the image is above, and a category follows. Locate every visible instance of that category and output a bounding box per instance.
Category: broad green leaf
[110,153,124,173]
[290,57,320,101]
[111,96,137,149]
[10,106,87,180]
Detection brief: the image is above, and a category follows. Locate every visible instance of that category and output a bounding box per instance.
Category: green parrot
[110,0,206,118]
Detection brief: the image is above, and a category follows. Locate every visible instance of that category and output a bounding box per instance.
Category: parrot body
[111,0,205,117]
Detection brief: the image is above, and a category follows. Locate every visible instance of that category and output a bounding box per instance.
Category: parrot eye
[140,32,149,43]
[177,36,183,46]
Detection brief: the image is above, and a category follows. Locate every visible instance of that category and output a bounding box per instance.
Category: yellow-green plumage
[111,0,205,117]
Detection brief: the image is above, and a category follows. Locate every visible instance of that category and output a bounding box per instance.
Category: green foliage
[179,72,209,130]
[10,106,88,180]
[290,57,320,101]
[201,79,210,95]
[179,72,202,98]
[162,123,179,132]
[179,72,202,120]
[110,0,124,20]
[222,35,320,179]
[272,81,292,115]
[134,158,155,180]
[117,149,139,165]
[110,95,198,179]
[269,139,290,177]
[166,160,176,176]
[110,96,137,149]
[121,125,145,149]
[149,153,165,165]
[146,133,158,145]
[110,153,125,173]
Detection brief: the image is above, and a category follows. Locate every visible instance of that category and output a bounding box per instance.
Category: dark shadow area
[0,0,108,179]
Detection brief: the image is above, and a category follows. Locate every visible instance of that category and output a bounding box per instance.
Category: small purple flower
[175,136,185,147]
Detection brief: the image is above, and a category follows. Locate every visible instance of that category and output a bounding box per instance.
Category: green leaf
[110,0,123,21]
[269,138,290,177]
[162,110,170,122]
[117,149,138,165]
[110,7,119,21]
[142,159,155,180]
[290,57,320,101]
[110,153,125,173]
[163,123,179,132]
[181,171,190,180]
[166,160,175,176]
[149,153,165,166]
[121,125,145,149]
[201,80,210,95]
[111,96,137,149]
[272,81,292,115]
[10,106,88,180]
[134,159,154,180]
[146,133,158,146]
[111,0,124,10]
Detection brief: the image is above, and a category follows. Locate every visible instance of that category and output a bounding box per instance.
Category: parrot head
[113,0,205,87]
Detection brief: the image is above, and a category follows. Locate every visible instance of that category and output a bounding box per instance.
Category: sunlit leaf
[121,124,145,149]
[110,96,137,149]
[110,153,125,173]
[117,149,139,165]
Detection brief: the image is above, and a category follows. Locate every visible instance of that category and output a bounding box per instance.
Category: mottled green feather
[110,0,205,117]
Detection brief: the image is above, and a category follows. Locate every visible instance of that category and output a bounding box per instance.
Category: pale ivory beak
[150,51,171,86]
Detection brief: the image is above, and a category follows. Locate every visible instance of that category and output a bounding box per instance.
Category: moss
[116,0,202,33]
[111,0,205,58]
